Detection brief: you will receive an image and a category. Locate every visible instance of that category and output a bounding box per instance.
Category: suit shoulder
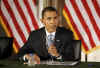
[30,27,44,34]
[29,27,44,38]
[57,27,73,34]
[57,27,74,40]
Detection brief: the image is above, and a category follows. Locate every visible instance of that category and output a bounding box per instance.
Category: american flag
[0,0,42,53]
[63,0,100,54]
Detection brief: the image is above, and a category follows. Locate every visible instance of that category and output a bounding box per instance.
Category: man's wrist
[23,53,34,61]
[56,55,61,59]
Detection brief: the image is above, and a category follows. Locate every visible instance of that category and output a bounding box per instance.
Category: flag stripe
[0,0,41,52]
[97,0,100,7]
[33,0,36,5]
[70,0,96,48]
[1,1,24,47]
[1,0,23,46]
[18,0,35,31]
[82,0,100,40]
[3,0,26,43]
[14,38,20,51]
[76,0,100,47]
[0,10,13,37]
[92,0,100,18]
[14,0,31,33]
[84,0,100,45]
[64,5,89,51]
[87,0,100,31]
[8,0,29,40]
[23,0,39,30]
[0,16,10,37]
[88,0,100,31]
[0,16,19,53]
[0,9,20,51]
[28,0,40,27]
[86,0,100,31]
[66,0,93,50]
[64,0,100,53]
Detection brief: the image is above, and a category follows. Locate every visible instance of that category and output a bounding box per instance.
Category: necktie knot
[48,34,54,41]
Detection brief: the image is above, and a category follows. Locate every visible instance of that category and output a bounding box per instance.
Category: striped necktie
[47,34,54,48]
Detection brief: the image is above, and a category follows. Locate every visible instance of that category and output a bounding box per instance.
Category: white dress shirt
[45,29,56,40]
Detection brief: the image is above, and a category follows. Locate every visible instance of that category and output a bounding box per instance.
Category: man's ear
[58,16,60,22]
[58,16,61,25]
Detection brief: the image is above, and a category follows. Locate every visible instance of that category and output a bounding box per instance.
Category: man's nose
[50,18,55,23]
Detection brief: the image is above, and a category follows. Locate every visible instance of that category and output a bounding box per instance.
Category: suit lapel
[55,27,65,55]
[55,28,62,48]
[39,28,49,56]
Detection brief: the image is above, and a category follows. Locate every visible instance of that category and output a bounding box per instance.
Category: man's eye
[54,17,57,19]
[47,17,51,20]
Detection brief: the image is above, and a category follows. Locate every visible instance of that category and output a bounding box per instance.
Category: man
[17,6,75,64]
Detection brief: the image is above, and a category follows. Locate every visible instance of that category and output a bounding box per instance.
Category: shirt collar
[45,29,56,37]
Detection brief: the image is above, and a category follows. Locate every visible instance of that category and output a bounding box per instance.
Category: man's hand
[48,45,59,57]
[33,54,40,64]
[24,54,40,64]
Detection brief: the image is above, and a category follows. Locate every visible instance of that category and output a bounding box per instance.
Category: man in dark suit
[17,6,75,64]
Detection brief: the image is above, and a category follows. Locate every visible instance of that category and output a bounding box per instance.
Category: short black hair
[42,6,58,18]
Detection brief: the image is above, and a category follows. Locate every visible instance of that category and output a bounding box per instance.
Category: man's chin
[50,30,56,32]
[46,26,57,32]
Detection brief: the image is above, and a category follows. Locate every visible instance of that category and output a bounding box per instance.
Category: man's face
[41,11,59,33]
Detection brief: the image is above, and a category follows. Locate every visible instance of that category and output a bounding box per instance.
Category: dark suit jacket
[17,27,75,61]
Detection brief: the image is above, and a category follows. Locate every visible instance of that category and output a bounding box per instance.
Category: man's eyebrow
[46,16,57,18]
[47,17,52,19]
